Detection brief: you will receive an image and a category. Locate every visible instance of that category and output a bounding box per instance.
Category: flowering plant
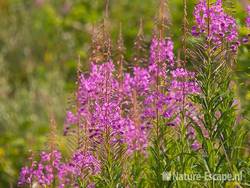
[18,0,250,187]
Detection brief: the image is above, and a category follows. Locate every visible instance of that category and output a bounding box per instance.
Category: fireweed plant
[18,0,249,187]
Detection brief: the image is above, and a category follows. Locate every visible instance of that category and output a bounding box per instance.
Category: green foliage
[94,133,126,188]
[188,38,249,187]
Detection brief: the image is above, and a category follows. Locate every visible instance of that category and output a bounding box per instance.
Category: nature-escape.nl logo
[162,171,245,182]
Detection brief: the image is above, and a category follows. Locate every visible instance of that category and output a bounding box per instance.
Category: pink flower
[193,0,239,49]
[246,5,250,28]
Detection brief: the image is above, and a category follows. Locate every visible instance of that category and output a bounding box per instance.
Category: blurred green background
[0,0,249,187]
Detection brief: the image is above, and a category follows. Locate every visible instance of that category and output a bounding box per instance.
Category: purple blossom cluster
[143,36,175,119]
[149,36,174,78]
[64,33,201,156]
[18,150,62,187]
[65,61,122,143]
[164,68,200,125]
[247,5,250,28]
[65,60,151,155]
[18,150,100,188]
[58,150,100,188]
[147,35,202,149]
[122,118,150,154]
[192,0,239,50]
